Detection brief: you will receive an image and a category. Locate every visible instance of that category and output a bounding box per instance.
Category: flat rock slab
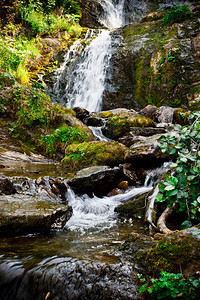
[0,194,72,235]
[68,165,126,196]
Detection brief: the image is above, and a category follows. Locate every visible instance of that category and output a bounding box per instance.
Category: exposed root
[145,185,159,231]
[157,207,174,234]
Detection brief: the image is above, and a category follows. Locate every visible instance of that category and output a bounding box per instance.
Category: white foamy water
[89,126,111,141]
[99,0,125,29]
[65,186,151,232]
[64,30,113,111]
[52,0,126,111]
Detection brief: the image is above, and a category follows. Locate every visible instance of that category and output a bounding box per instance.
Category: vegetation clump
[0,83,90,157]
[0,0,82,83]
[138,271,200,299]
[41,125,88,157]
[163,4,191,24]
[156,112,200,225]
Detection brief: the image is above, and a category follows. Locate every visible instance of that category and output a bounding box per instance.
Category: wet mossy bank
[119,228,200,279]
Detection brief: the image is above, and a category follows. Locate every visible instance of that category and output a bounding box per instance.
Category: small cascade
[88,126,111,141]
[65,186,151,233]
[144,162,171,187]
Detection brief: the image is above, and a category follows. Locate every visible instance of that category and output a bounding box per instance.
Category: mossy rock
[173,108,190,125]
[115,191,149,219]
[102,12,200,111]
[101,109,156,139]
[137,230,200,277]
[61,141,128,171]
[125,132,175,167]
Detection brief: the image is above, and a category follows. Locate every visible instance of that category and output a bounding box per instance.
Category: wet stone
[68,165,127,196]
[0,175,16,195]
[0,194,72,235]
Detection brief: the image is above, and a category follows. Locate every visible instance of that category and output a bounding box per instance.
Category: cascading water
[63,30,113,111]
[98,0,125,28]
[65,186,151,232]
[51,0,126,111]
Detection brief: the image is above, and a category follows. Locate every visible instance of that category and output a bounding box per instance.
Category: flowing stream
[0,1,180,299]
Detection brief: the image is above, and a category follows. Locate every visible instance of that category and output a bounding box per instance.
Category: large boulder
[115,191,150,219]
[119,127,166,147]
[62,141,127,171]
[99,109,156,139]
[79,0,104,28]
[138,227,200,277]
[125,132,175,167]
[0,194,72,234]
[68,165,128,196]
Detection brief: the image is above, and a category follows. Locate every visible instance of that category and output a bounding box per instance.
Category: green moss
[61,141,127,171]
[123,17,192,108]
[138,234,200,275]
[98,111,114,118]
[115,193,148,219]
[173,108,190,125]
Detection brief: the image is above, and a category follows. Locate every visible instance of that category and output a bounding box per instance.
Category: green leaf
[191,279,200,288]
[170,163,177,168]
[180,220,192,229]
[147,286,154,294]
[139,283,148,293]
[167,176,178,185]
[180,156,187,163]
[196,122,200,131]
[169,147,176,155]
[166,189,178,196]
[156,193,165,202]
[165,185,175,191]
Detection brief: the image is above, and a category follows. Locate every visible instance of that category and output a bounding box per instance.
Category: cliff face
[102,8,200,111]
[79,0,200,111]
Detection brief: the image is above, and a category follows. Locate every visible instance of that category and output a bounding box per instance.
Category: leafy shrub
[138,271,200,299]
[41,125,88,156]
[12,85,51,127]
[18,0,81,37]
[18,0,81,15]
[163,4,191,24]
[0,34,41,83]
[156,112,200,223]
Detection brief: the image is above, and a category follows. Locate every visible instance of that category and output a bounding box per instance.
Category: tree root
[145,185,159,231]
[157,207,174,234]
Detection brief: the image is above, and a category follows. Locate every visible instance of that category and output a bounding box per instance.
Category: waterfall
[51,0,126,112]
[64,30,113,112]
